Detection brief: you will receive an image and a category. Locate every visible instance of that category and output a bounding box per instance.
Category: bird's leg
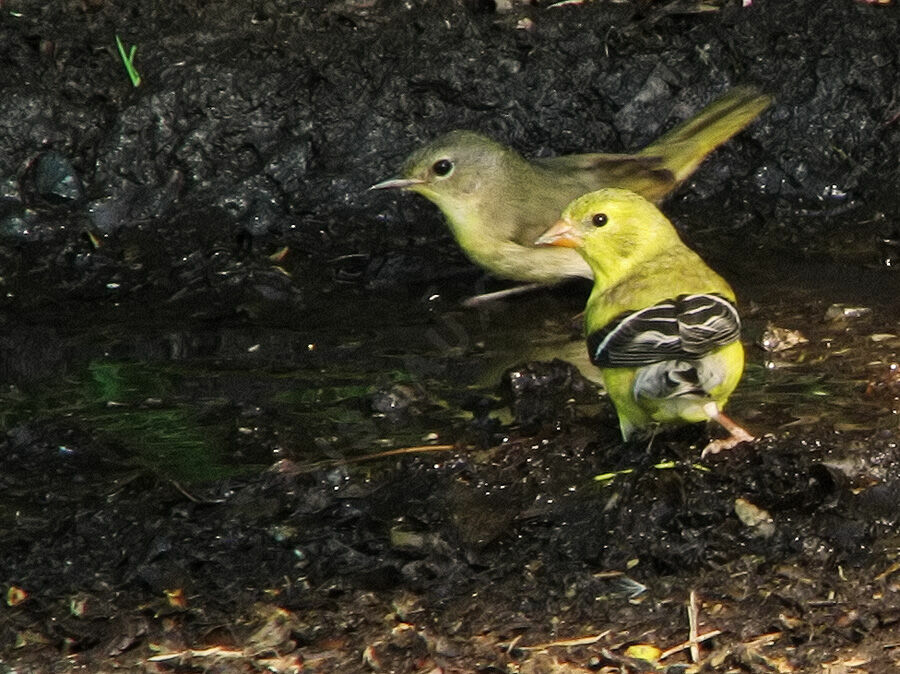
[700,402,755,458]
[461,282,544,308]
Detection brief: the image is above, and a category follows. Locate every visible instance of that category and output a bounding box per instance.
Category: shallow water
[2,255,899,495]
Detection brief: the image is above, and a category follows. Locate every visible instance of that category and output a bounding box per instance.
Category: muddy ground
[2,0,900,672]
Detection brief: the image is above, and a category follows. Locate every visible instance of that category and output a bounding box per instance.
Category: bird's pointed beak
[369,177,426,191]
[535,220,582,248]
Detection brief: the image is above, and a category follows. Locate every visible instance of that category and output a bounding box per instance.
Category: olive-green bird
[371,86,770,285]
[535,188,753,455]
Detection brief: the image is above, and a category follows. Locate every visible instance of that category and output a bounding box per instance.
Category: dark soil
[2,0,900,672]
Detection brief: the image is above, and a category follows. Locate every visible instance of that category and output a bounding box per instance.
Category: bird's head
[535,188,681,277]
[370,131,513,225]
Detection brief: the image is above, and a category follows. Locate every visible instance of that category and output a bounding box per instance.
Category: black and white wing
[588,293,740,368]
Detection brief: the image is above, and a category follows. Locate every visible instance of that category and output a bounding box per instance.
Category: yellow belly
[599,341,745,440]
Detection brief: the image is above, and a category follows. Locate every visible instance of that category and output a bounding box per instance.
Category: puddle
[3,255,898,491]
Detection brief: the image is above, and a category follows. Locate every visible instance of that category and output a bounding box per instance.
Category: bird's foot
[700,404,755,458]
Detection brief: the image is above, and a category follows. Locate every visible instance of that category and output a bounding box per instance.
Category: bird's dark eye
[592,213,609,227]
[432,159,454,177]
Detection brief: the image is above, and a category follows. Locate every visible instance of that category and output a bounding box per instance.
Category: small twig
[294,444,457,473]
[461,283,543,308]
[515,631,610,651]
[659,630,722,661]
[149,646,245,662]
[875,561,900,581]
[742,631,782,649]
[688,590,700,663]
[504,634,523,654]
[168,479,227,505]
[646,426,658,452]
[546,0,587,7]
[169,479,201,503]
[268,246,290,262]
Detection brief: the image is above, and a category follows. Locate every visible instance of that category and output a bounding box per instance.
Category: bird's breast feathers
[588,293,740,368]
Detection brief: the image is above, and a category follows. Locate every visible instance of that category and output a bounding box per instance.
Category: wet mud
[2,0,900,672]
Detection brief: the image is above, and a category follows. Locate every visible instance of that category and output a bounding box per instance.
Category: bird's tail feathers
[633,360,706,402]
[639,85,773,187]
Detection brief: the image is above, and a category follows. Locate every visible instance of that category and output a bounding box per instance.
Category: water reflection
[1,257,899,491]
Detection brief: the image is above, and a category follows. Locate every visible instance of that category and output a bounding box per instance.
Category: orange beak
[534,220,582,248]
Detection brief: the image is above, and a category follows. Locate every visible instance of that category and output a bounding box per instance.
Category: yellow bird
[371,86,771,285]
[536,188,753,455]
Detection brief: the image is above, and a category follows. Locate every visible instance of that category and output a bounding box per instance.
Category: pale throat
[587,242,646,288]
[421,197,486,252]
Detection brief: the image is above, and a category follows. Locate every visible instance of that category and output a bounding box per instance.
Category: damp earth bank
[2,0,900,671]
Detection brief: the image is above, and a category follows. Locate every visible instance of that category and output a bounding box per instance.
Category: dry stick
[504,634,523,655]
[514,631,611,651]
[658,630,722,661]
[688,590,701,663]
[875,561,900,581]
[296,444,457,472]
[660,591,723,663]
[743,631,781,649]
[661,629,781,662]
[149,647,245,662]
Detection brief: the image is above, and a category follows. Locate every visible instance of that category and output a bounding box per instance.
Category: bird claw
[701,429,754,458]
[700,404,755,458]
